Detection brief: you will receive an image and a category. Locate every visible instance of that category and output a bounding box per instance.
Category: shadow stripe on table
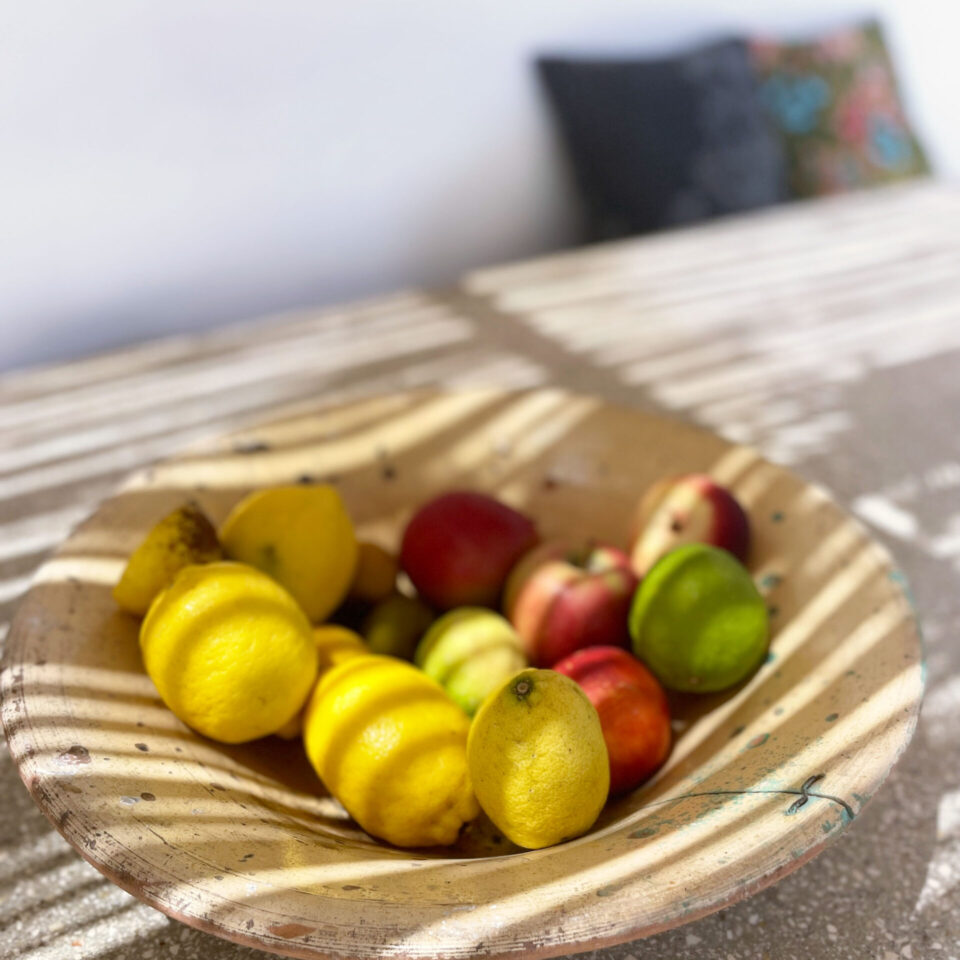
[0,331,481,475]
[464,182,957,297]
[0,290,434,403]
[0,303,467,434]
[491,240,960,337]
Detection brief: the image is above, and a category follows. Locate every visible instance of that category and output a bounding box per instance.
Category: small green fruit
[362,594,434,661]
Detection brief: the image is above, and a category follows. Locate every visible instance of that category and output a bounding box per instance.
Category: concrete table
[1,181,958,960]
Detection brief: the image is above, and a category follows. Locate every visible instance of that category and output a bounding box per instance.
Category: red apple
[503,541,638,667]
[629,473,749,577]
[554,646,671,795]
[400,491,538,609]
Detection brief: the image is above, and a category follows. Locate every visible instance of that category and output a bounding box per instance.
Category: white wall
[1,1,955,370]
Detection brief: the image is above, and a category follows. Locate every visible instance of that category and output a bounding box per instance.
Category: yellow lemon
[313,624,370,669]
[273,714,306,740]
[467,668,609,849]
[220,485,358,622]
[303,655,478,847]
[275,626,371,740]
[141,562,318,743]
[114,502,222,616]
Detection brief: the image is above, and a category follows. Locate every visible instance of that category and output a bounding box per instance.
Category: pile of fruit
[114,474,768,851]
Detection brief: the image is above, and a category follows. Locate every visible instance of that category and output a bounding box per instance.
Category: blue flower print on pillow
[761,74,830,134]
[869,115,914,170]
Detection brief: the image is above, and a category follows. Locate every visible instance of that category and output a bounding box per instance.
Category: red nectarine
[554,645,671,795]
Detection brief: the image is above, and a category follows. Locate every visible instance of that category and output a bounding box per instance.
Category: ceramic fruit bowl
[0,388,924,960]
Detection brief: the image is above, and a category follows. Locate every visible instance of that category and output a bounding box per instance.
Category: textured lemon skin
[467,668,610,849]
[303,655,479,847]
[140,562,318,743]
[220,485,357,622]
[114,503,222,615]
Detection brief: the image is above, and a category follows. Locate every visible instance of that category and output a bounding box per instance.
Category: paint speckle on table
[596,884,622,897]
[746,733,770,749]
[825,713,839,722]
[57,745,90,765]
[233,440,271,454]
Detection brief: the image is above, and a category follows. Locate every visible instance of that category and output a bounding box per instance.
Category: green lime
[629,543,768,692]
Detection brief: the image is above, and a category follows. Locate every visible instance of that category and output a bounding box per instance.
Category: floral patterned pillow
[750,21,930,197]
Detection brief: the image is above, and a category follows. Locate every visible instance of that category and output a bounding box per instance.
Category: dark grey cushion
[538,39,789,239]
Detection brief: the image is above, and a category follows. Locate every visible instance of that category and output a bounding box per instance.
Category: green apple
[415,608,527,716]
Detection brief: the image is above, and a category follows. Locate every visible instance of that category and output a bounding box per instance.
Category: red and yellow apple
[629,473,749,577]
[400,491,538,610]
[503,541,638,667]
[553,645,671,795]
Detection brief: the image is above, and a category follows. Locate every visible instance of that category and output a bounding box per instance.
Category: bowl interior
[1,389,923,959]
